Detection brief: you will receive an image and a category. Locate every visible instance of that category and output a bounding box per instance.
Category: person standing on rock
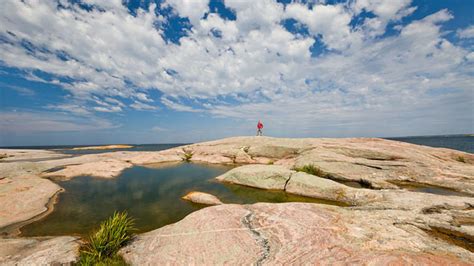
[257,120,263,136]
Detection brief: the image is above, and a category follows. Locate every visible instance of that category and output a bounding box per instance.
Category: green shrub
[293,164,328,177]
[182,150,193,162]
[79,212,135,265]
[455,156,466,163]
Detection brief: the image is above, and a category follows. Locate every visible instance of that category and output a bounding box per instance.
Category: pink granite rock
[181,191,223,205]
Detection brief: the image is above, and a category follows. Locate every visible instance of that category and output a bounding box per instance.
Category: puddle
[391,181,472,197]
[20,163,342,237]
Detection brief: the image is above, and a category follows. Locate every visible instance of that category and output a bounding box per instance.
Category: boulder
[0,236,80,265]
[182,191,223,205]
[285,172,382,205]
[215,164,293,190]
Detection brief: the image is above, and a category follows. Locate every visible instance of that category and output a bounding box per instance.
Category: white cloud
[48,103,92,116]
[285,3,355,50]
[0,0,472,137]
[164,0,209,26]
[352,0,416,37]
[130,101,158,111]
[161,97,200,112]
[457,25,474,39]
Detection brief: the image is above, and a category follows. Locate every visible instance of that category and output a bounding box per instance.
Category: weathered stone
[181,191,223,205]
[120,203,473,265]
[285,172,382,205]
[0,236,80,265]
[0,174,61,229]
[1,136,473,263]
[41,159,133,179]
[216,164,293,190]
[120,204,261,265]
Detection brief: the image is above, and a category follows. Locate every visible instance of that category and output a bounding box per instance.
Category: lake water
[21,163,341,237]
[387,135,473,153]
[2,135,472,154]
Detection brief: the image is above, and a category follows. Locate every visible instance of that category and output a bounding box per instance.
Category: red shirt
[257,122,263,129]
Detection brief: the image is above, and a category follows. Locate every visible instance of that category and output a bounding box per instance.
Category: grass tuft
[78,211,135,265]
[293,164,328,177]
[182,149,194,162]
[455,156,466,163]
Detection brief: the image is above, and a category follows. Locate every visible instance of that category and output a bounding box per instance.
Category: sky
[0,0,473,146]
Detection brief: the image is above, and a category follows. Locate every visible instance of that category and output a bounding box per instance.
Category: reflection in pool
[21,163,341,237]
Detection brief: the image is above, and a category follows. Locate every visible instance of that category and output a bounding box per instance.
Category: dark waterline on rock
[20,163,341,237]
[389,181,473,197]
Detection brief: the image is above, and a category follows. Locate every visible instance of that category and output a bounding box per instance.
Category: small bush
[79,211,135,265]
[293,164,327,177]
[456,156,466,163]
[267,160,274,165]
[182,150,193,162]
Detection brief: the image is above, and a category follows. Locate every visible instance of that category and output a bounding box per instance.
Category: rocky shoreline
[0,136,473,264]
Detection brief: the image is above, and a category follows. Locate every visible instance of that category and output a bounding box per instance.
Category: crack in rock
[242,210,271,265]
[283,173,293,191]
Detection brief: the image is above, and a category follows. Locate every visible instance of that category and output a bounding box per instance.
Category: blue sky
[0,0,473,146]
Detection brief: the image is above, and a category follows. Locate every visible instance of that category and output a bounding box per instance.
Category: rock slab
[181,191,223,205]
[0,236,80,265]
[120,203,473,265]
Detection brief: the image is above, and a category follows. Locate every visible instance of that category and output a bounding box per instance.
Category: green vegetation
[267,160,274,165]
[455,156,466,163]
[182,150,194,162]
[293,164,329,178]
[78,212,135,266]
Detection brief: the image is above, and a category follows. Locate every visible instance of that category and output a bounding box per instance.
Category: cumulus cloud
[457,25,474,39]
[0,0,472,136]
[164,0,209,26]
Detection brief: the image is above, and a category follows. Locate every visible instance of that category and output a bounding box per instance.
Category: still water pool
[21,163,339,237]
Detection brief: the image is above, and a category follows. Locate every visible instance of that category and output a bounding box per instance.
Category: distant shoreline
[71,144,134,150]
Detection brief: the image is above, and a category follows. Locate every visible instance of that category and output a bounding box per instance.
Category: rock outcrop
[0,236,80,265]
[0,174,61,230]
[216,165,293,190]
[120,203,473,265]
[1,136,473,264]
[182,191,223,205]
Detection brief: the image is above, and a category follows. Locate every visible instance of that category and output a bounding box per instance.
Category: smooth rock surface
[1,136,473,263]
[181,191,223,205]
[216,164,293,190]
[285,171,382,205]
[120,203,473,265]
[0,236,80,265]
[0,174,61,229]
